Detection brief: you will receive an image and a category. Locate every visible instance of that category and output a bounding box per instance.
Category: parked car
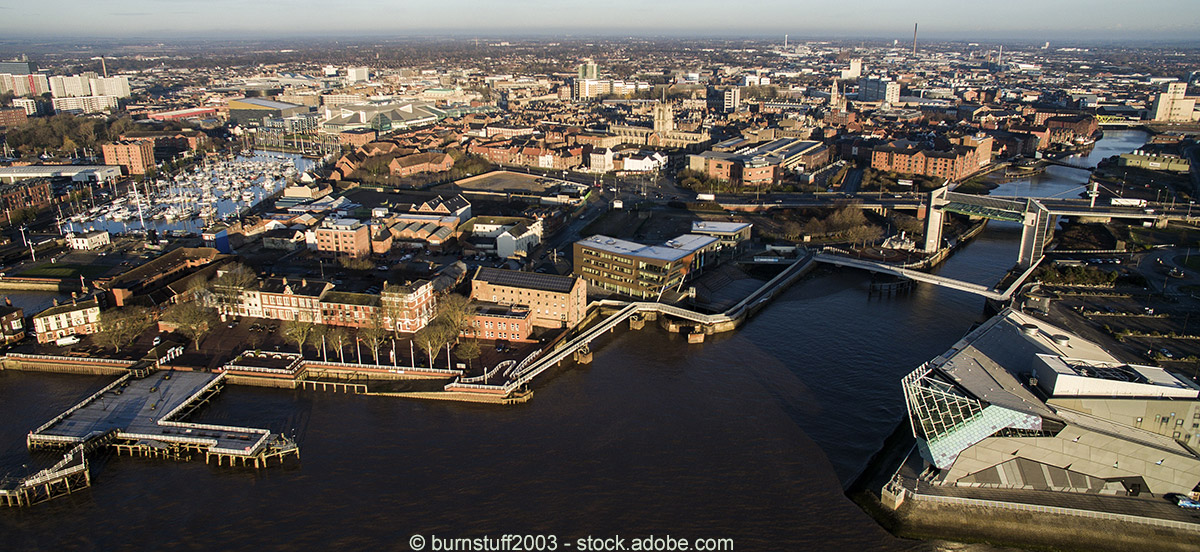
[1168,494,1200,510]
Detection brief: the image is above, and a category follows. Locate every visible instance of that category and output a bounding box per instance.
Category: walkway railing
[28,372,134,440]
[815,253,1013,300]
[302,359,462,376]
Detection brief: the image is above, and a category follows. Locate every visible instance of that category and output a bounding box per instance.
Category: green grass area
[1128,225,1200,250]
[15,264,111,279]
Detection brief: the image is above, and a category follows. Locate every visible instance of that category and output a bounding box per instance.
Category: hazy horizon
[3,1,1199,44]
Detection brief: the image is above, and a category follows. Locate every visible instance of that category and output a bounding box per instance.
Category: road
[841,168,864,195]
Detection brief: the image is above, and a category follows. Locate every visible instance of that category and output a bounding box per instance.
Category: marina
[59,152,316,236]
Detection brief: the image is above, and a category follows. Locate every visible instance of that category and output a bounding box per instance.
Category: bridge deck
[815,253,1011,300]
[31,371,271,456]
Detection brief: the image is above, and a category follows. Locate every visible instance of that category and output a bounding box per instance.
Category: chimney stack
[912,23,918,56]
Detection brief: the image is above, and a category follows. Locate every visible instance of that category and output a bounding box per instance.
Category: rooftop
[474,267,578,294]
[578,234,718,263]
[691,221,751,235]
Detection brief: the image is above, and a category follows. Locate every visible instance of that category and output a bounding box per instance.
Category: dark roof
[473,267,578,294]
[34,298,99,318]
[260,277,330,297]
[321,291,380,307]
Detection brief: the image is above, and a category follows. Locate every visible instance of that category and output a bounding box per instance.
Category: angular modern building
[902,309,1200,496]
[574,234,718,299]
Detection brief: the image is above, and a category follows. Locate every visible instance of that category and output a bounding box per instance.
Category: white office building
[347,66,370,83]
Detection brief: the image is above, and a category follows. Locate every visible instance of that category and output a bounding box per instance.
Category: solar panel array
[475,267,575,293]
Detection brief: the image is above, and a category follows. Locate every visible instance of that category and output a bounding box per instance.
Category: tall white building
[859,77,900,104]
[89,76,131,98]
[840,58,863,80]
[52,95,118,114]
[723,87,741,112]
[0,73,50,97]
[1150,82,1197,122]
[49,75,91,98]
[577,59,598,80]
[11,98,38,115]
[347,66,369,83]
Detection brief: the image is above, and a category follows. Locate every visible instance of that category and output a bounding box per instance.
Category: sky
[2,0,1199,42]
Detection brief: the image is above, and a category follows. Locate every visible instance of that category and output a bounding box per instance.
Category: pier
[5,369,298,507]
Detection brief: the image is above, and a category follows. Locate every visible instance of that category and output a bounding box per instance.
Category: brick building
[870,135,992,182]
[687,139,829,186]
[102,140,156,175]
[470,267,587,329]
[463,302,534,341]
[315,218,371,259]
[0,107,28,128]
[387,152,454,177]
[0,178,53,213]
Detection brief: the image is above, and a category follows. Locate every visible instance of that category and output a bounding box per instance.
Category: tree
[434,294,473,338]
[310,324,328,359]
[414,321,455,369]
[162,301,217,351]
[845,224,883,247]
[359,312,388,363]
[282,318,315,354]
[326,326,350,362]
[455,340,482,373]
[246,328,265,351]
[892,213,924,236]
[212,263,258,314]
[94,306,153,353]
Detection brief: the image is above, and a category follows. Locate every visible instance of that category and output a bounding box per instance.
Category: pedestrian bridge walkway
[814,252,1039,301]
[447,253,819,397]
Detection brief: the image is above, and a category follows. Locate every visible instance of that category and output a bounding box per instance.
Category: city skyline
[3,0,1200,42]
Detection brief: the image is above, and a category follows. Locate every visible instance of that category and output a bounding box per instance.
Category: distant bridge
[1041,158,1096,171]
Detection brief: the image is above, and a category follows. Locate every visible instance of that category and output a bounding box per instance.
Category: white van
[55,335,81,347]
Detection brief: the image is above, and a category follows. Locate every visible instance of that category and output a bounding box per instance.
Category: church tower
[653,99,674,133]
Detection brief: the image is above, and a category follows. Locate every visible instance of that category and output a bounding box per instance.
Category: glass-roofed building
[902,309,1200,496]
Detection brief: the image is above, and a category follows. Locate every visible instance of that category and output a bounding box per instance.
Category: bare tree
[282,318,315,354]
[327,326,350,362]
[162,301,217,351]
[435,293,474,338]
[414,321,455,369]
[455,340,482,372]
[94,306,153,353]
[211,263,259,315]
[359,312,388,364]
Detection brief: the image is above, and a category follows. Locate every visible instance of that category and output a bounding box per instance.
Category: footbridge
[448,253,819,397]
[814,252,1039,301]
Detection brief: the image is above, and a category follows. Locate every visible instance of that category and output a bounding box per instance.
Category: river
[986,129,1149,198]
[0,134,1144,551]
